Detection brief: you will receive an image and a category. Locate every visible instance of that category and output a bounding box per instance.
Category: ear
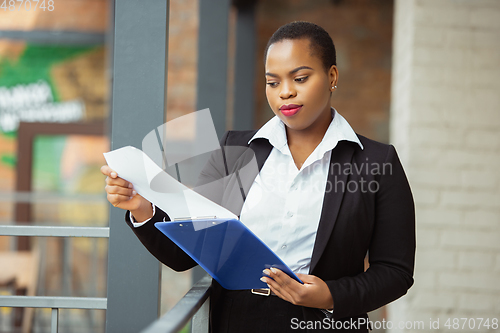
[329,65,339,92]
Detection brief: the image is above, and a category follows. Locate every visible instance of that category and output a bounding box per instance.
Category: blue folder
[155,218,303,290]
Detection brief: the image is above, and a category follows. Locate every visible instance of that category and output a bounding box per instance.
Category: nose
[279,81,296,99]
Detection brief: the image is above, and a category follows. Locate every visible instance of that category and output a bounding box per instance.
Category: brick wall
[165,0,199,122]
[389,0,500,331]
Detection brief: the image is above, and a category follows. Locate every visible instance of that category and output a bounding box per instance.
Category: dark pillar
[193,0,231,285]
[105,0,168,331]
[196,0,231,139]
[232,0,257,130]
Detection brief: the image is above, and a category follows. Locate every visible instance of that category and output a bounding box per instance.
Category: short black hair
[264,21,337,71]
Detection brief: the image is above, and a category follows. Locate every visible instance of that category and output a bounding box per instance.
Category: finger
[100,165,118,178]
[295,273,317,284]
[261,275,294,303]
[107,193,134,207]
[268,283,290,301]
[105,176,133,189]
[105,184,136,197]
[267,268,307,304]
[263,269,300,298]
[266,268,300,292]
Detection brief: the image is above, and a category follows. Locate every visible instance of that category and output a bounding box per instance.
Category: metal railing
[0,224,109,333]
[0,225,109,238]
[0,296,107,333]
[1,224,212,333]
[141,275,211,333]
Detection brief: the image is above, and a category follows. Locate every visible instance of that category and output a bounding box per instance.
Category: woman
[101,21,415,332]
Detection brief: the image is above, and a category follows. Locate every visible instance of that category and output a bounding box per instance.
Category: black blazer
[126,130,415,331]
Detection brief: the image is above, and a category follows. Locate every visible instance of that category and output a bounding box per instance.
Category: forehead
[265,38,321,71]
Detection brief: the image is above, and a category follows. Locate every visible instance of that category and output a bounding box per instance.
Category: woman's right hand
[101,165,154,222]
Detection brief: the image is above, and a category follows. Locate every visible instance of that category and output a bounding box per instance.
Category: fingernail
[111,172,117,178]
[132,190,137,196]
[260,277,267,283]
[263,269,270,276]
[270,267,278,274]
[128,183,133,188]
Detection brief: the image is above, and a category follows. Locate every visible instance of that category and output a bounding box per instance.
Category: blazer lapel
[310,141,355,273]
[249,138,273,172]
[221,138,273,216]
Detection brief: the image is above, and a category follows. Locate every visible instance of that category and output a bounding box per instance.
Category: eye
[266,82,279,88]
[295,76,308,83]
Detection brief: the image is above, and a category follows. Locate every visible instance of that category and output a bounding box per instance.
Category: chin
[282,121,307,132]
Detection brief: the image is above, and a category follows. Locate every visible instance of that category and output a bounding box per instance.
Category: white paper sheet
[103,146,238,221]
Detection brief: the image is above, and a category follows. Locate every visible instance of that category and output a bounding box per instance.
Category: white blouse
[239,109,363,274]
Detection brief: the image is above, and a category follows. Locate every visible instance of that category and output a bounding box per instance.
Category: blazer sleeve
[125,207,196,271]
[123,131,231,272]
[326,145,416,319]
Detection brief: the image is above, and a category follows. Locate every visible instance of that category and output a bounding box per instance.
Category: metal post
[233,0,257,130]
[51,308,59,333]
[191,296,210,333]
[62,238,72,296]
[105,0,169,331]
[89,238,98,328]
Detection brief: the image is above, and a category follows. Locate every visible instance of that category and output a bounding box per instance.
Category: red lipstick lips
[280,104,302,117]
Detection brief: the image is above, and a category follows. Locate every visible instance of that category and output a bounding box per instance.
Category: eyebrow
[265,66,314,77]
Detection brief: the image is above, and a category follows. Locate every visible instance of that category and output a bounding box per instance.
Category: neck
[286,108,332,149]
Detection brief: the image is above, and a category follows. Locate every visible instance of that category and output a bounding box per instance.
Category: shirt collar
[248,108,364,153]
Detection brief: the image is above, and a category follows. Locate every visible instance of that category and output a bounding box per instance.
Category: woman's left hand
[261,268,334,310]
